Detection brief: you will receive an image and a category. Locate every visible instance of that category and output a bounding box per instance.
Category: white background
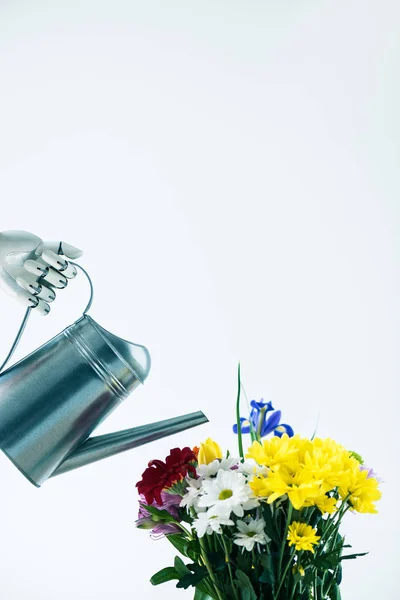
[0,1,398,598]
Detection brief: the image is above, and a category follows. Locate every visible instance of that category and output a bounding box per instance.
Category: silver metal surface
[52,411,208,477]
[0,314,151,486]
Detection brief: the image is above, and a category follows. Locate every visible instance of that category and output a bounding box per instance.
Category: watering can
[0,231,208,487]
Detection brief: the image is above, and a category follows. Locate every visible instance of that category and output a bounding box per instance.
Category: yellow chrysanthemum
[198,438,223,465]
[287,522,321,553]
[246,434,381,514]
[338,467,382,513]
[249,467,322,510]
[246,434,301,471]
[303,494,338,515]
[301,437,356,494]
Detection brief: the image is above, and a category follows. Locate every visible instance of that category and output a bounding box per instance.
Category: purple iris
[136,492,182,537]
[233,399,294,438]
[150,523,181,539]
[159,491,182,519]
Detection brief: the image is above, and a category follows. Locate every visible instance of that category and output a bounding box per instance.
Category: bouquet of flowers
[135,369,381,599]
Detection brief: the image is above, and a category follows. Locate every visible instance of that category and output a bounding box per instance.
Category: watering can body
[0,315,207,486]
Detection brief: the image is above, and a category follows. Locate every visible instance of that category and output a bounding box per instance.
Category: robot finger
[36,240,83,260]
[24,259,68,289]
[35,298,51,315]
[16,275,56,303]
[41,249,77,279]
[9,286,50,315]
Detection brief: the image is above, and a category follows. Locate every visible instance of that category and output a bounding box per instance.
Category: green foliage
[328,582,342,600]
[148,498,367,599]
[258,554,276,588]
[176,562,209,589]
[261,503,281,546]
[151,555,211,593]
[340,552,368,561]
[194,589,214,600]
[174,556,192,578]
[235,570,258,600]
[236,363,244,459]
[141,503,177,524]
[150,566,180,586]
[167,534,201,561]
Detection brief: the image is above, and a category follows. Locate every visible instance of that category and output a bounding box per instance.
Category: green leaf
[167,534,190,557]
[328,583,342,600]
[340,552,368,560]
[208,550,226,573]
[150,566,179,586]
[169,535,201,562]
[236,363,244,459]
[236,549,253,574]
[176,563,209,589]
[235,569,257,600]
[261,503,280,545]
[141,503,177,523]
[313,552,341,570]
[194,589,214,600]
[258,554,275,587]
[196,580,216,597]
[349,450,364,464]
[335,564,343,585]
[174,556,191,577]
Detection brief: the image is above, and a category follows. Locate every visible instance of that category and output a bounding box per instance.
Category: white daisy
[241,496,261,511]
[192,511,234,538]
[233,517,270,552]
[238,459,269,477]
[180,477,203,509]
[196,457,240,478]
[197,469,258,518]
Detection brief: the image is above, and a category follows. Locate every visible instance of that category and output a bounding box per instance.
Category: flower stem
[240,383,257,443]
[176,523,194,539]
[318,500,350,552]
[289,580,298,600]
[324,565,340,598]
[236,363,244,460]
[277,502,293,586]
[199,536,224,600]
[313,570,319,600]
[221,536,239,600]
[275,548,295,599]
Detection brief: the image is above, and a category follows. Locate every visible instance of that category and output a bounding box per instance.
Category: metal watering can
[0,261,208,487]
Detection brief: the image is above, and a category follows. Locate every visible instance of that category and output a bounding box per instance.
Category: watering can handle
[0,263,94,374]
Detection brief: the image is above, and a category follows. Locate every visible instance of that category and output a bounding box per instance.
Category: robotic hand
[0,231,82,315]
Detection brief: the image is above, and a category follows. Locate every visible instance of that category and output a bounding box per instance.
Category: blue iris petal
[233,399,294,440]
[233,417,251,434]
[250,399,274,413]
[249,408,259,430]
[273,423,294,438]
[260,410,282,437]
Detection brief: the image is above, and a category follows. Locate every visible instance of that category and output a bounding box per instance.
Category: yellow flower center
[219,489,233,500]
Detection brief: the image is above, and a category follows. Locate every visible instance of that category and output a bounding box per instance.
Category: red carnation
[136,447,198,505]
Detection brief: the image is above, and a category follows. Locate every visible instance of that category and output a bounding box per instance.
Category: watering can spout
[51,411,209,477]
